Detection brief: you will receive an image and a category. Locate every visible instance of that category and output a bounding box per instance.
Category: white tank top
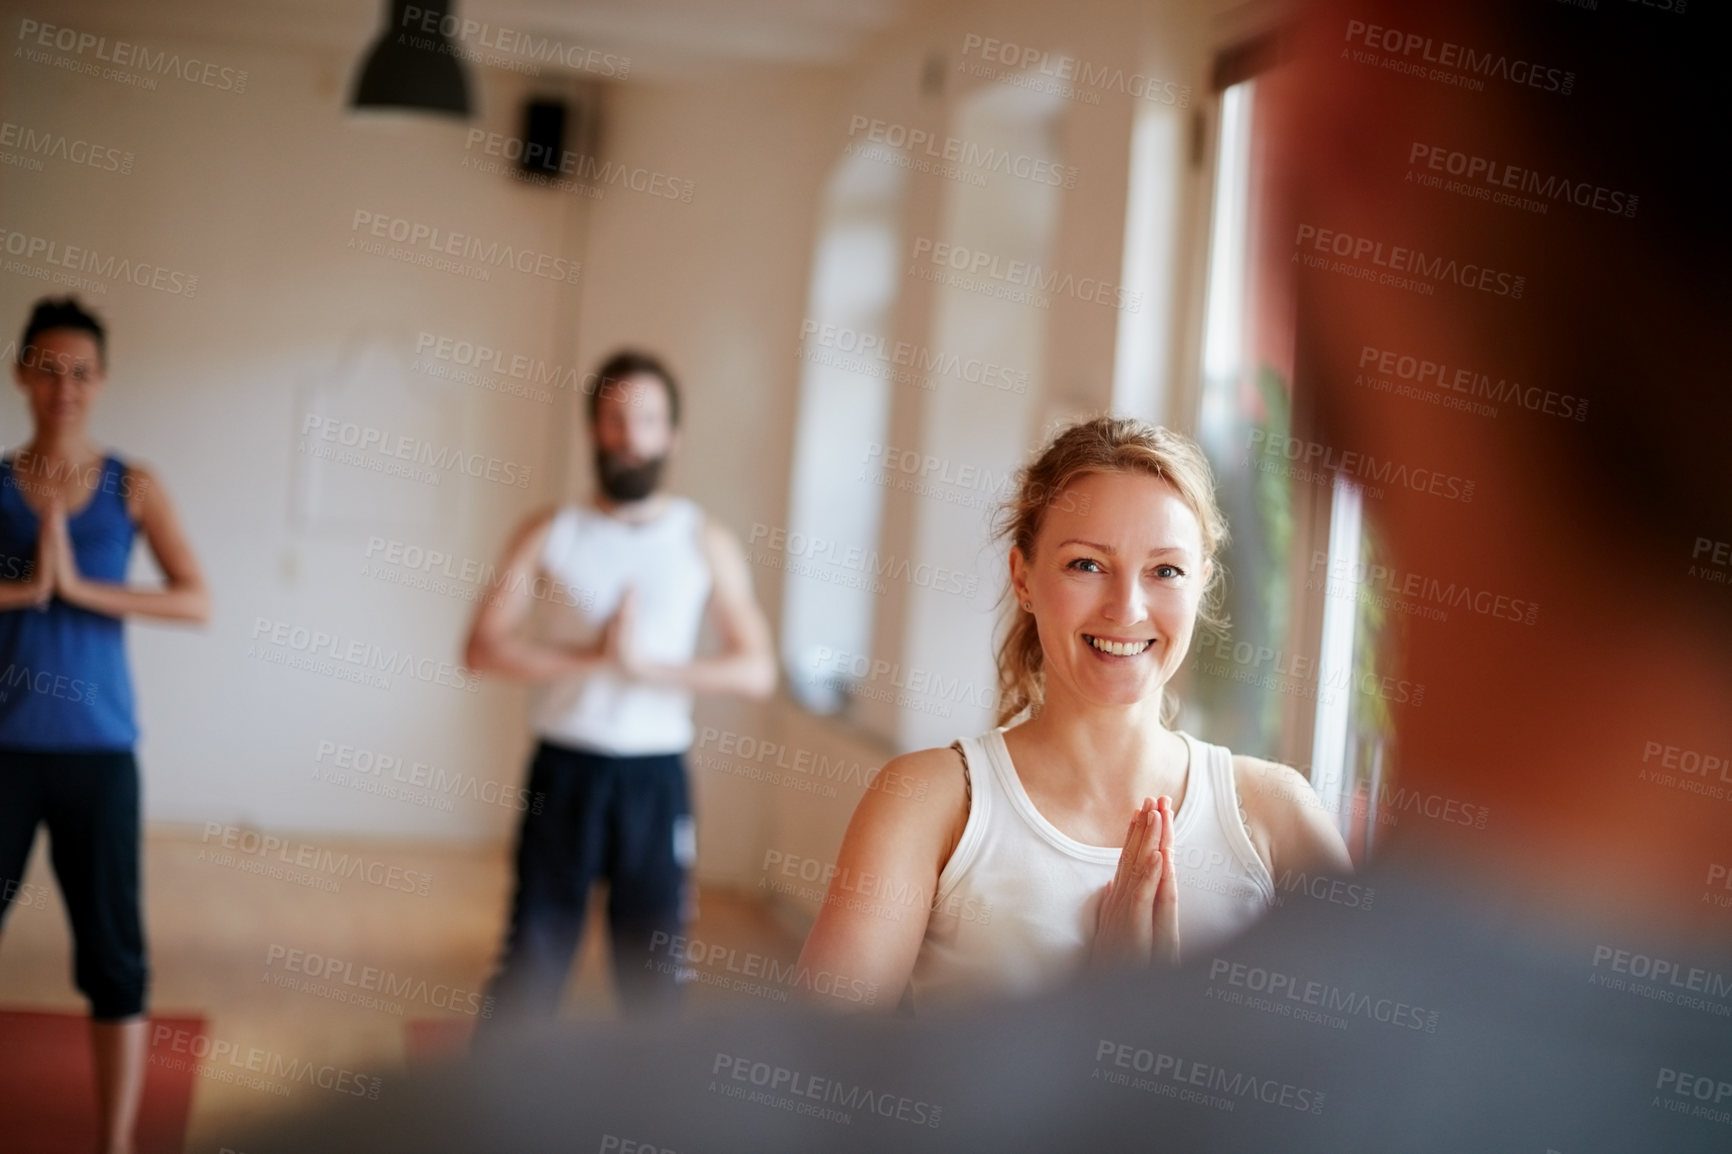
[530,498,713,755]
[910,727,1276,1010]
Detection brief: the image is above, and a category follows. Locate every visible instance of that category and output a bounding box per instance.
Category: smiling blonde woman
[796,416,1352,1011]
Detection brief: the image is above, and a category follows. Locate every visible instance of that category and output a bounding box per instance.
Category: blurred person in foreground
[240,0,1730,1147]
[462,351,775,1028]
[0,297,210,1154]
[796,417,1351,1012]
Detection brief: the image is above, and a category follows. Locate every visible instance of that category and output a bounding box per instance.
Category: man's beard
[594,447,667,503]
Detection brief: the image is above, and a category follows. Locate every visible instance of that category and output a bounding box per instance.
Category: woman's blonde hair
[993,416,1229,725]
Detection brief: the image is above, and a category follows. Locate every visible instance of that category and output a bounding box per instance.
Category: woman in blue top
[0,297,209,1154]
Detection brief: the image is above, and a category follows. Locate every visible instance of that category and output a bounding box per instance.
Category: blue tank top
[0,453,139,750]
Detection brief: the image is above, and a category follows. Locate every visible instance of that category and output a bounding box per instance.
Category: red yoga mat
[0,1007,203,1154]
[403,1017,476,1068]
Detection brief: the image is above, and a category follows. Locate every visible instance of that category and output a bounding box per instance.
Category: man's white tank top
[530,498,713,755]
[911,727,1276,1010]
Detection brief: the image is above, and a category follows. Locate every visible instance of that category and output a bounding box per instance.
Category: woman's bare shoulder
[1230,754,1352,876]
[888,743,970,784]
[847,743,972,861]
[1231,754,1319,813]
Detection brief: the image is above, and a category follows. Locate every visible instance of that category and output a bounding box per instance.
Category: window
[782,78,1065,752]
[1185,63,1393,860]
[781,152,907,713]
[1188,77,1299,761]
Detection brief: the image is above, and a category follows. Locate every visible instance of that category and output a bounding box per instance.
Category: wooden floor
[0,826,802,1151]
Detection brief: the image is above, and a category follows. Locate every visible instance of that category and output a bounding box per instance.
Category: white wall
[0,1,859,884]
[1,8,599,842]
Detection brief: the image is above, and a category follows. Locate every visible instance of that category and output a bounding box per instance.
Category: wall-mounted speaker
[518,98,568,176]
[512,92,601,184]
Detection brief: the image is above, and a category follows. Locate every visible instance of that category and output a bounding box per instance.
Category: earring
[1022,601,1032,611]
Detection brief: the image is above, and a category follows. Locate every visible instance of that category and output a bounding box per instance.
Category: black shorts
[482,740,694,1021]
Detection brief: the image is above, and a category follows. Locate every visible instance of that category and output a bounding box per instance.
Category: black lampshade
[350,0,472,117]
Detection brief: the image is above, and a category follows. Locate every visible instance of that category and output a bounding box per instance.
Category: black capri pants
[0,748,148,1020]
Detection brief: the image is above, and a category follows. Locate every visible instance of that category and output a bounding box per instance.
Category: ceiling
[41,0,922,79]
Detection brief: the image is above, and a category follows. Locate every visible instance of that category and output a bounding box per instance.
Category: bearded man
[463,350,775,1025]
